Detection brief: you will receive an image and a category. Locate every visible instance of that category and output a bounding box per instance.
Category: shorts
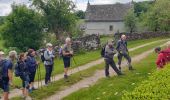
[20,75,30,89]
[63,57,71,68]
[29,71,36,83]
[0,78,9,92]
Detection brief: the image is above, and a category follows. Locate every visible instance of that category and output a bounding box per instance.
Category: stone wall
[114,32,170,41]
[72,34,100,52]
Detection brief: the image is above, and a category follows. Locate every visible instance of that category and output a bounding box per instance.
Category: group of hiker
[102,34,134,77]
[0,33,169,100]
[0,37,73,100]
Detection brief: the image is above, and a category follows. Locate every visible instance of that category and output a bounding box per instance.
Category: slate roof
[85,3,132,22]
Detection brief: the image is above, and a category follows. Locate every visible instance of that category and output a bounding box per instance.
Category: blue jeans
[20,74,30,89]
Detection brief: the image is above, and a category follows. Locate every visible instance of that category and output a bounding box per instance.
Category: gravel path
[7,39,169,99]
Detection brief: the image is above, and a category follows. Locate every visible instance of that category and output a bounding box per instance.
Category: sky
[0,0,151,16]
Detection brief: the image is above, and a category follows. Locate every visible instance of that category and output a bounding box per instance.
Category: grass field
[63,53,157,100]
[12,37,169,86]
[11,38,169,100]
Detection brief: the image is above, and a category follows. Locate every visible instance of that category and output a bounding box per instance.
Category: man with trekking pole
[116,34,134,71]
[44,43,55,86]
[62,37,73,79]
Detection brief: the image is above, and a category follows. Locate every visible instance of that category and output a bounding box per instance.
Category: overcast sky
[0,0,151,16]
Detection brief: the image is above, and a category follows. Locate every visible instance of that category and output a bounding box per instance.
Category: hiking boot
[129,66,135,70]
[106,75,110,78]
[64,75,68,79]
[118,66,121,71]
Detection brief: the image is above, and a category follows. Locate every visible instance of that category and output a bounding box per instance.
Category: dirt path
[8,39,169,99]
[46,43,168,100]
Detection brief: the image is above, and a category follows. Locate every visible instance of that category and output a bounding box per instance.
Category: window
[110,25,113,31]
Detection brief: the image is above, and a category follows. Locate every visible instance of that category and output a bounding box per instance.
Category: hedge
[122,65,170,100]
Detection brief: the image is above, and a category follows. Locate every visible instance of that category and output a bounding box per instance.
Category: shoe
[106,75,110,78]
[118,67,121,71]
[64,75,68,79]
[29,88,32,93]
[118,73,124,76]
[129,67,135,70]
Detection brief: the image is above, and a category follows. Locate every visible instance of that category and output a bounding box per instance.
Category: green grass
[13,37,168,87]
[11,39,169,100]
[63,53,157,100]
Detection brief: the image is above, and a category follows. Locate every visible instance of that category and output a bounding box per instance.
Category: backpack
[101,45,106,57]
[40,49,46,62]
[15,62,20,77]
[59,47,63,58]
[161,51,170,62]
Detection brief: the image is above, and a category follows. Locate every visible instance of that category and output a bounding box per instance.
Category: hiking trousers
[118,53,132,67]
[104,58,121,76]
[45,65,53,84]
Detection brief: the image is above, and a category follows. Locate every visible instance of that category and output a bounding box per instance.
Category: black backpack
[41,50,50,62]
[101,45,106,57]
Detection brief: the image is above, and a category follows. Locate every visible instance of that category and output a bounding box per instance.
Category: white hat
[46,43,53,47]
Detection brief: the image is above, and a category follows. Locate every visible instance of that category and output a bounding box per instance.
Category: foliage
[0,16,5,25]
[140,0,170,31]
[134,1,153,17]
[75,10,85,19]
[124,8,137,33]
[122,64,170,100]
[32,0,78,39]
[0,5,44,51]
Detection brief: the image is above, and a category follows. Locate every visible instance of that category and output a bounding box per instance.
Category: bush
[122,65,170,100]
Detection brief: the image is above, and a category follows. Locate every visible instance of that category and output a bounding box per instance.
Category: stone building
[85,1,132,35]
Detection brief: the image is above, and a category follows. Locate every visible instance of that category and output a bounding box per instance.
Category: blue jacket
[3,59,13,78]
[26,56,37,72]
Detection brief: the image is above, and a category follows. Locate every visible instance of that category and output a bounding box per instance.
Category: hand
[70,51,74,55]
[36,61,40,65]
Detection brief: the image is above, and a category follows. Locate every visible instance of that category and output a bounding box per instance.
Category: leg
[45,65,50,84]
[3,92,9,100]
[118,53,123,70]
[104,59,110,77]
[63,58,70,78]
[2,81,9,100]
[110,60,122,75]
[49,65,53,82]
[124,53,133,70]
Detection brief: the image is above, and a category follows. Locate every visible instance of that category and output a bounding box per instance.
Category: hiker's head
[19,53,26,61]
[108,40,113,47]
[0,51,5,60]
[9,50,17,61]
[166,41,170,48]
[65,37,71,45]
[46,43,53,51]
[28,49,35,57]
[155,47,161,53]
[121,34,126,41]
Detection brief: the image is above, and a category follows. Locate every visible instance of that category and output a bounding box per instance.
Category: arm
[26,57,36,67]
[8,62,13,85]
[116,41,120,51]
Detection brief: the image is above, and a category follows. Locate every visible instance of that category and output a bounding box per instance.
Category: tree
[0,5,44,51]
[75,10,85,19]
[124,8,137,33]
[141,0,170,31]
[0,16,5,25]
[32,0,77,40]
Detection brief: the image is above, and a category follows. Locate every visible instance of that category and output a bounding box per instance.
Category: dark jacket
[104,45,116,59]
[26,56,37,72]
[116,39,128,54]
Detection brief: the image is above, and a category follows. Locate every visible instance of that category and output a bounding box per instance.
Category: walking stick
[38,64,43,88]
[72,57,82,77]
[37,65,40,88]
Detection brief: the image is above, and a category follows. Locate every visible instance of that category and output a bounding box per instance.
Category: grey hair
[65,37,71,43]
[46,43,53,48]
[9,50,17,58]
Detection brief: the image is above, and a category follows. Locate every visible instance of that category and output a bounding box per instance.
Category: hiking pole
[37,65,40,88]
[72,57,83,77]
[38,64,43,88]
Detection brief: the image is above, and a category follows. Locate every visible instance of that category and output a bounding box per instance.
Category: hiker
[155,47,167,69]
[104,40,122,77]
[44,43,55,85]
[15,53,30,99]
[161,41,170,62]
[116,34,133,71]
[0,51,17,100]
[62,37,73,79]
[26,49,38,92]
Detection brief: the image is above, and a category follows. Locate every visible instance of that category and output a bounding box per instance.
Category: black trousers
[104,58,121,76]
[45,65,53,84]
[118,53,132,67]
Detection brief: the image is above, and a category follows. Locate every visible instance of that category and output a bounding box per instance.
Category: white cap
[46,43,53,47]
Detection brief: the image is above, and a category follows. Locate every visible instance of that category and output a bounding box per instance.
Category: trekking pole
[37,65,40,88]
[72,57,82,77]
[38,64,43,88]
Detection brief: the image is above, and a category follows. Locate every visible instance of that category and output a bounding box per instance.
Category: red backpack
[161,49,170,62]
